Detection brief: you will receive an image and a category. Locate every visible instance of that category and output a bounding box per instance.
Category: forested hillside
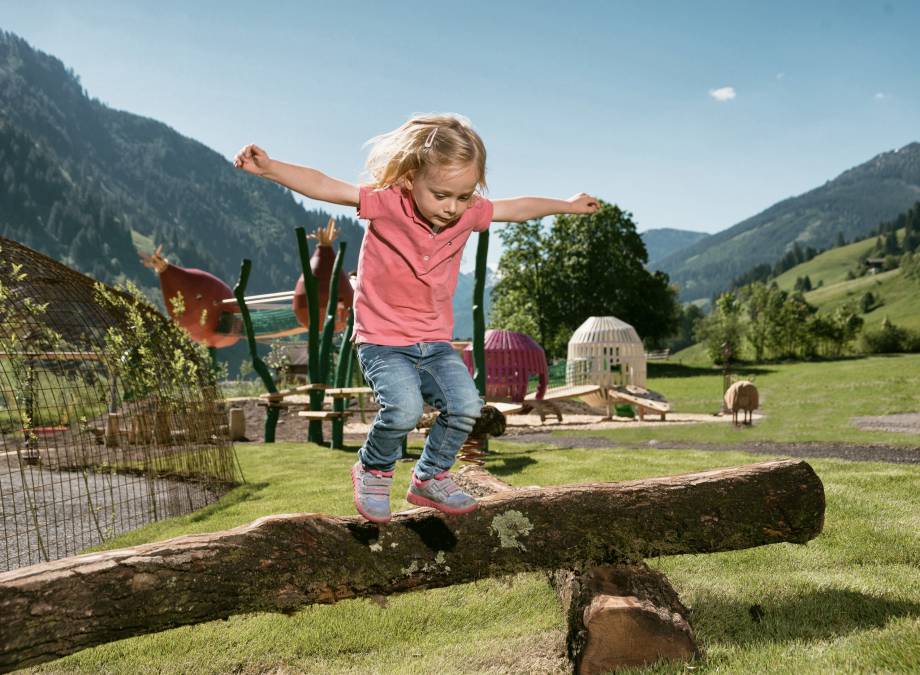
[0,30,364,299]
[659,142,920,302]
[641,227,709,266]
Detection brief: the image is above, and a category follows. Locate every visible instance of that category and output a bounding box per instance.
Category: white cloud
[709,86,736,102]
[874,92,886,100]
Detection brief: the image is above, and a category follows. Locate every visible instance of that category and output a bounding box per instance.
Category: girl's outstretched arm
[491,193,599,222]
[233,144,359,207]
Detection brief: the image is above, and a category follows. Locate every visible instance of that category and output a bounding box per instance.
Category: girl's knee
[450,395,483,423]
[379,402,423,431]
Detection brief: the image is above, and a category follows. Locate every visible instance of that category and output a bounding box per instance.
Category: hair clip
[424,127,439,149]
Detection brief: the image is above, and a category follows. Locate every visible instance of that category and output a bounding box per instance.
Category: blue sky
[4,1,918,270]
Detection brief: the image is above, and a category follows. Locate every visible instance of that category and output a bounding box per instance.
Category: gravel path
[501,433,920,464]
[1,463,221,571]
[852,413,920,434]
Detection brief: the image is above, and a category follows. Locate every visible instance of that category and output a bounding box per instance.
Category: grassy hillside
[773,236,877,290]
[773,231,920,332]
[657,142,920,302]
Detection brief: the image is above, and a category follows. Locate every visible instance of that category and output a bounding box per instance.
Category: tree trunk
[457,466,700,674]
[0,459,823,672]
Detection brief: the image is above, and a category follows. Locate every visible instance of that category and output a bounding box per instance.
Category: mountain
[0,30,364,300]
[657,143,920,301]
[640,228,709,266]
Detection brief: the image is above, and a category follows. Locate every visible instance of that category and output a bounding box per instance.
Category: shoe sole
[406,491,478,515]
[352,465,391,524]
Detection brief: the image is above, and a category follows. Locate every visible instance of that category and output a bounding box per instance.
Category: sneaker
[351,461,394,524]
[406,471,478,515]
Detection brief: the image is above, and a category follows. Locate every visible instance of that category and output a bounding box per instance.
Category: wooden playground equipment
[144,218,362,448]
[563,314,672,420]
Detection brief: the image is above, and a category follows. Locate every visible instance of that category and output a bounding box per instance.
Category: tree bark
[0,459,823,672]
[416,404,507,437]
[457,466,700,674]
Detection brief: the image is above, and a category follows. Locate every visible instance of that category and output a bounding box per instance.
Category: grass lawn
[585,354,920,448]
[24,356,920,674]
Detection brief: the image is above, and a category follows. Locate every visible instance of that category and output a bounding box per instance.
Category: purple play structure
[462,329,548,402]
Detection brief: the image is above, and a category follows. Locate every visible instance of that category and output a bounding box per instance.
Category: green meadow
[25,355,920,674]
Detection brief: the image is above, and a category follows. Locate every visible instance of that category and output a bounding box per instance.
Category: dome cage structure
[565,316,647,408]
[462,329,548,402]
[0,238,239,571]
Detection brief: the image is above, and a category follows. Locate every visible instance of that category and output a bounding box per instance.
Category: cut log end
[554,564,699,674]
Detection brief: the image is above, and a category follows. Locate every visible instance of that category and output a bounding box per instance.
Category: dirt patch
[852,413,920,434]
[501,432,920,465]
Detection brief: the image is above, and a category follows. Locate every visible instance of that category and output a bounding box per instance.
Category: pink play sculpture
[462,329,548,402]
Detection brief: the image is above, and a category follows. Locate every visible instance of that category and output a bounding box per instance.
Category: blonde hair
[364,113,487,191]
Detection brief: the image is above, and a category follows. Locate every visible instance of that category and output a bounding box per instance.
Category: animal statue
[723,380,759,426]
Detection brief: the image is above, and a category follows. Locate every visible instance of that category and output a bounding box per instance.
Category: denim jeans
[357,341,483,479]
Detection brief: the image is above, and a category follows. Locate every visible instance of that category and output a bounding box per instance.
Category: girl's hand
[567,193,600,214]
[233,144,272,176]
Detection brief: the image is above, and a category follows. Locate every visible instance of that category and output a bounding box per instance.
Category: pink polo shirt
[354,184,493,345]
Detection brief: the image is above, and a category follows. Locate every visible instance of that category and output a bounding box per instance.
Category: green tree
[694,292,746,364]
[490,202,679,357]
[743,281,783,361]
[489,220,554,350]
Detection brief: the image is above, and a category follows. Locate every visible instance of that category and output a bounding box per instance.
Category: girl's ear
[400,171,414,190]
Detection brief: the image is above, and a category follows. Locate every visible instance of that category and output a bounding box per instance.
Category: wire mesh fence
[0,237,240,571]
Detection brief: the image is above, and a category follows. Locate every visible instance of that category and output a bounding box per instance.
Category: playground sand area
[232,395,751,444]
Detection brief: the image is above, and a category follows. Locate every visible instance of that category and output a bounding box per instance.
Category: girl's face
[405,162,480,229]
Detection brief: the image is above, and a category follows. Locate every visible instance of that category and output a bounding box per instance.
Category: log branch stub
[457,464,700,673]
[0,459,823,672]
[416,405,507,437]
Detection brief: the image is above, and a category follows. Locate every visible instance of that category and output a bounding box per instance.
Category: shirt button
[423,255,430,261]
[448,241,452,246]
[429,234,435,239]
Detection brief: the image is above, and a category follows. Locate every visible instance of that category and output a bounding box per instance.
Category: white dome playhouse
[565,316,669,420]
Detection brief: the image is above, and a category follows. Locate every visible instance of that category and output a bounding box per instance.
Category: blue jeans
[357,342,483,479]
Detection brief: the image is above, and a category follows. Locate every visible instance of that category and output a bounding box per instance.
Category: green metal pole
[295,228,323,444]
[472,230,489,396]
[472,230,489,453]
[233,259,279,442]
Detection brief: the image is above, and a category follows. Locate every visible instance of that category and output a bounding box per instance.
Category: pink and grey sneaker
[406,471,478,515]
[351,461,394,524]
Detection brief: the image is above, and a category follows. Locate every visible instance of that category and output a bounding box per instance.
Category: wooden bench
[296,410,352,420]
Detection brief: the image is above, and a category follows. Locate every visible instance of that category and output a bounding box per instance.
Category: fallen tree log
[456,466,699,674]
[0,459,823,672]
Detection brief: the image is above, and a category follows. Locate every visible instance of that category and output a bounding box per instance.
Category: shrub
[862,318,920,354]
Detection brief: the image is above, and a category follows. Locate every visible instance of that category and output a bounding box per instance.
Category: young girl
[234,113,598,524]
